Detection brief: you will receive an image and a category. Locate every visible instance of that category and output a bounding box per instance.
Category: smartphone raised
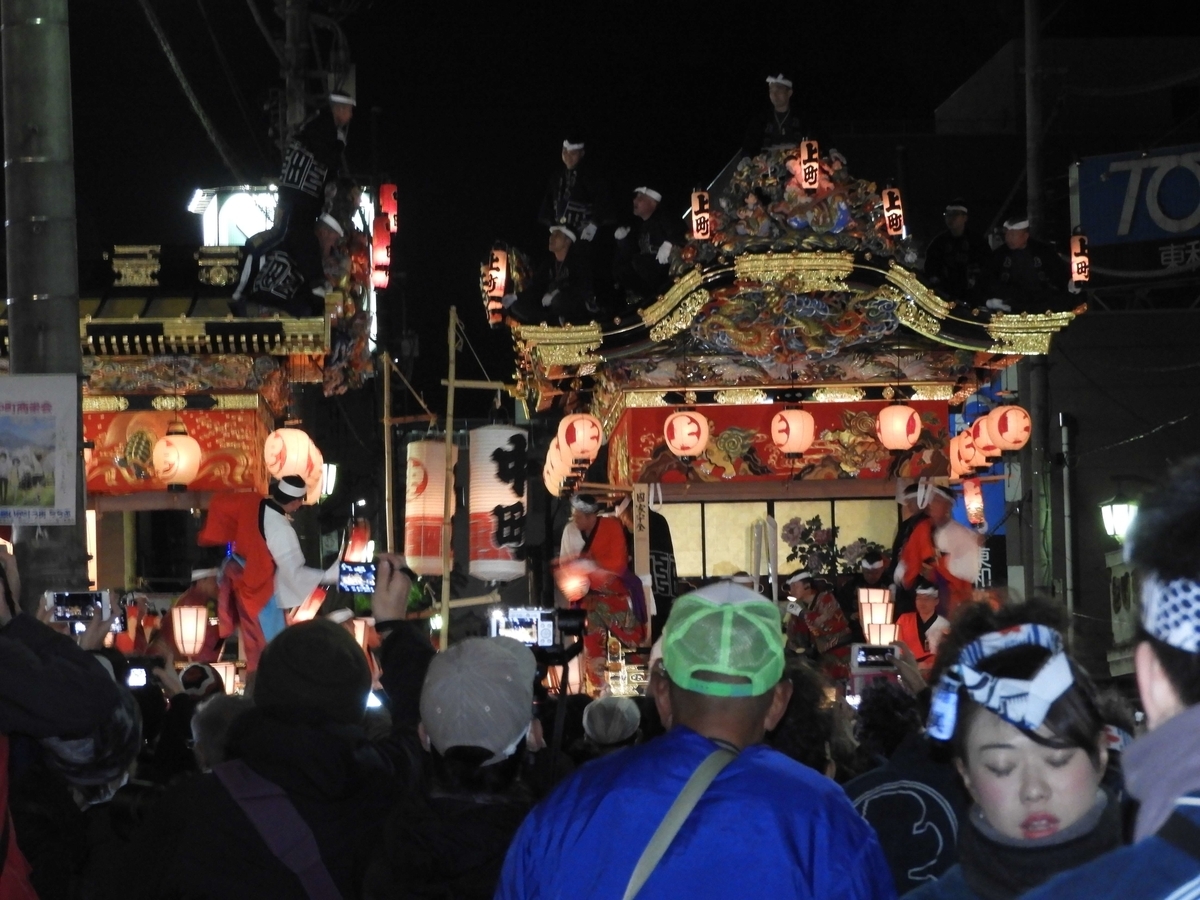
[44,590,112,623]
[339,561,377,594]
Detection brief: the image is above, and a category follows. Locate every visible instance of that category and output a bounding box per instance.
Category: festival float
[477,142,1080,692]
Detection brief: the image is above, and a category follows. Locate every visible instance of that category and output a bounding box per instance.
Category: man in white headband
[923,197,988,304]
[984,212,1070,314]
[538,136,612,244]
[743,73,806,156]
[1024,457,1200,900]
[613,184,679,307]
[152,563,223,663]
[894,481,981,617]
[530,224,597,325]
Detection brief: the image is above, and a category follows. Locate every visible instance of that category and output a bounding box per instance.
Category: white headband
[766,74,793,88]
[318,213,344,237]
[570,494,600,514]
[915,584,939,596]
[1141,576,1200,653]
[329,92,356,106]
[787,571,812,584]
[191,568,219,581]
[562,140,585,151]
[945,204,968,214]
[549,225,577,242]
[277,478,308,499]
[861,559,886,571]
[1004,218,1030,230]
[928,623,1074,741]
[634,186,662,202]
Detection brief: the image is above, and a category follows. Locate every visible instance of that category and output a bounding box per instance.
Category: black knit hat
[254,619,371,725]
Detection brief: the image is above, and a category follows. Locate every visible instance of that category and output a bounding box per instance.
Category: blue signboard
[1076,143,1200,247]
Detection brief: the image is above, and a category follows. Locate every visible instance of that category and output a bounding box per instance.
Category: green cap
[661,582,785,698]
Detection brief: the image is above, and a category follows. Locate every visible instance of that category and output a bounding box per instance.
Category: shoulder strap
[622,748,737,900]
[213,760,343,900]
[1157,809,1200,862]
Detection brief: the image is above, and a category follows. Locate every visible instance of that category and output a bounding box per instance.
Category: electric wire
[455,320,494,384]
[137,0,245,183]
[1076,414,1193,460]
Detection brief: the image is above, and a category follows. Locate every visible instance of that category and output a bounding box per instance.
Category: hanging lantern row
[372,214,391,290]
[950,406,1032,478]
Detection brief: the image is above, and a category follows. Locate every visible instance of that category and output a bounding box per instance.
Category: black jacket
[537,163,613,233]
[924,230,990,303]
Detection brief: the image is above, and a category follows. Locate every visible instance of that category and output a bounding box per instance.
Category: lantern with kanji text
[797,140,821,191]
[558,413,603,466]
[875,404,922,451]
[152,422,202,491]
[770,409,815,456]
[372,214,391,289]
[663,411,710,460]
[986,405,1032,451]
[691,190,713,240]
[1070,233,1089,283]
[469,425,528,582]
[971,417,1002,458]
[379,182,398,232]
[881,187,906,237]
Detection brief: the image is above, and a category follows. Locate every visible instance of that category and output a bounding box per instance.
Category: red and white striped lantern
[403,440,456,576]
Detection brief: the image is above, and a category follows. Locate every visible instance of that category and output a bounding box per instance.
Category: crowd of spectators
[6,457,1200,898]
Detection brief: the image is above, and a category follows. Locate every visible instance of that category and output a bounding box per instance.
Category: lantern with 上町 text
[379,182,398,232]
[797,140,821,191]
[171,605,208,658]
[558,413,603,465]
[483,248,507,299]
[1070,234,1090,283]
[469,425,528,582]
[986,406,1032,451]
[663,411,709,459]
[881,187,905,237]
[403,440,457,576]
[771,409,815,456]
[152,422,202,491]
[971,417,1001,458]
[691,190,713,240]
[875,405,922,450]
[264,428,320,482]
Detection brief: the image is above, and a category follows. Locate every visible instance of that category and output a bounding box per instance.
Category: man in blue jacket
[1023,457,1200,900]
[496,580,896,900]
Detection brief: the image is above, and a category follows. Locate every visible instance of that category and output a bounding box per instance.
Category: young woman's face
[958,709,1106,841]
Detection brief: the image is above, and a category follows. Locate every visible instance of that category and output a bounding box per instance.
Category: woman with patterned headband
[904,599,1123,899]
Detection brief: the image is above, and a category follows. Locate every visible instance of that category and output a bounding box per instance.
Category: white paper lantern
[875,405,922,450]
[152,423,201,491]
[971,417,1002,458]
[558,413,603,465]
[771,409,815,456]
[403,440,457,576]
[987,405,1032,451]
[543,438,570,497]
[302,442,324,506]
[664,411,710,459]
[469,425,528,582]
[172,605,208,658]
[949,435,971,479]
[264,428,320,481]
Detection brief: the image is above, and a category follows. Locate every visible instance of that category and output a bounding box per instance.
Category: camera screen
[490,607,555,647]
[127,667,148,688]
[855,645,895,668]
[110,612,127,634]
[339,562,376,594]
[50,591,106,622]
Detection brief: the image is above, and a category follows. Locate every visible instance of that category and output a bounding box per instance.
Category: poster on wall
[0,375,78,526]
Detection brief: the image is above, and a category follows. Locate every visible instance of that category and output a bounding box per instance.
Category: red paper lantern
[987,405,1032,451]
[558,413,604,464]
[379,182,398,232]
[770,409,815,455]
[875,405,922,450]
[663,411,710,459]
[372,215,391,268]
[372,269,390,289]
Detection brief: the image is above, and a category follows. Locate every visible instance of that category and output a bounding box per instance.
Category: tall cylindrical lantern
[469,425,528,582]
[875,404,922,450]
[962,477,985,526]
[557,413,603,466]
[664,411,710,459]
[264,428,320,482]
[987,406,1032,451]
[771,409,815,456]
[404,440,457,576]
[172,605,208,658]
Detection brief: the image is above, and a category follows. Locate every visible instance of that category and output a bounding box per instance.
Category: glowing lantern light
[469,425,528,582]
[556,559,596,603]
[771,409,815,456]
[1070,233,1090,283]
[875,404,922,451]
[691,190,713,241]
[372,268,390,290]
[264,428,320,482]
[797,140,821,191]
[403,440,457,576]
[881,187,906,237]
[481,247,508,328]
[949,435,971,479]
[971,417,1002,458]
[986,405,1032,451]
[379,182,398,232]
[962,477,985,526]
[152,422,202,491]
[542,438,571,497]
[663,411,710,459]
[955,428,980,468]
[857,587,891,625]
[210,661,237,695]
[868,622,900,645]
[558,413,603,465]
[1100,493,1138,542]
[171,605,208,657]
[858,592,897,644]
[303,442,324,506]
[372,214,391,268]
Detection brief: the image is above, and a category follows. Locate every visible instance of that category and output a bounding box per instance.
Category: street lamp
[1099,492,1138,542]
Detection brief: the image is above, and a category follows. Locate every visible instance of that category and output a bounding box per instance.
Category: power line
[137,0,245,183]
[1077,414,1193,459]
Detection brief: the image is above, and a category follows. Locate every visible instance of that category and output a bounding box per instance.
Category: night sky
[8,0,1200,415]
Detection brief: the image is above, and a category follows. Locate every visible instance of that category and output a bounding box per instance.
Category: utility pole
[1023,0,1054,599]
[283,0,310,142]
[2,0,89,609]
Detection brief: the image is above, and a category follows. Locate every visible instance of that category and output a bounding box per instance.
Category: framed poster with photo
[0,375,78,526]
